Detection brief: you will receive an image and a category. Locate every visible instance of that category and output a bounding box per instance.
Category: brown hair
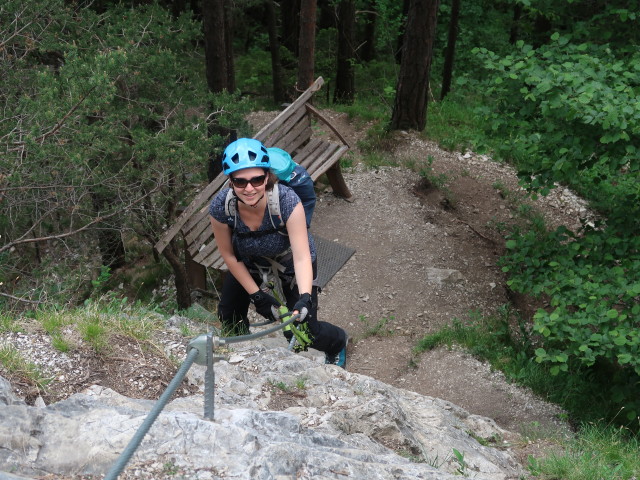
[265,170,278,190]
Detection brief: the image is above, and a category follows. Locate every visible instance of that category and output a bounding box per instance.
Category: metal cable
[222,315,297,343]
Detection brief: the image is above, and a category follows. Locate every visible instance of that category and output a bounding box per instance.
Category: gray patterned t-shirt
[209,184,316,275]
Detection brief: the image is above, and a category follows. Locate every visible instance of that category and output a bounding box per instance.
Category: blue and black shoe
[325,337,348,369]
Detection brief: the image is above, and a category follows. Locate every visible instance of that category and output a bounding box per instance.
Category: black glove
[293,293,313,322]
[250,290,280,321]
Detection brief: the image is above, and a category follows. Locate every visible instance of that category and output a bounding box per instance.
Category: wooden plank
[310,145,349,179]
[299,141,332,174]
[186,223,214,257]
[183,209,211,245]
[263,106,308,148]
[193,240,217,265]
[305,143,339,177]
[154,173,226,254]
[276,121,311,153]
[277,125,312,155]
[203,250,226,270]
[305,104,350,147]
[277,120,312,153]
[292,138,323,169]
[254,77,324,141]
[182,207,209,241]
[298,143,330,177]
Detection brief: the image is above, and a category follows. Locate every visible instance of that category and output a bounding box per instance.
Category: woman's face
[230,167,268,207]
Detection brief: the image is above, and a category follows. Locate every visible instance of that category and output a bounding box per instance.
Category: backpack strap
[224,188,239,230]
[266,184,286,234]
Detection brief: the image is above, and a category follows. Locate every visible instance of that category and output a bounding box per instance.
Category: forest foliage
[0,0,638,426]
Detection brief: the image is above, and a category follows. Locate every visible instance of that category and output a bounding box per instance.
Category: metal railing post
[204,332,215,420]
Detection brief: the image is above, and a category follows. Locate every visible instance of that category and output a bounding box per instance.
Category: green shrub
[501,226,640,424]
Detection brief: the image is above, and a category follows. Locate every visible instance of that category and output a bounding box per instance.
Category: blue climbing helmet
[267,147,297,181]
[221,138,270,175]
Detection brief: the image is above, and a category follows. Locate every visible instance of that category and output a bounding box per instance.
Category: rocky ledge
[0,337,525,480]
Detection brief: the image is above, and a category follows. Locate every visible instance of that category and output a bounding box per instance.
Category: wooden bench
[154,77,352,272]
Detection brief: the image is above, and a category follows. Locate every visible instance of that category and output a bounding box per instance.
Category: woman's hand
[293,293,312,322]
[250,290,280,321]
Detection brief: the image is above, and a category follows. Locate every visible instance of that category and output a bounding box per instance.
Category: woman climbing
[208,138,348,367]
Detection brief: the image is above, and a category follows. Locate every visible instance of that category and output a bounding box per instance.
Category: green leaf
[613,336,627,346]
[606,309,619,319]
[617,353,632,364]
[555,353,568,363]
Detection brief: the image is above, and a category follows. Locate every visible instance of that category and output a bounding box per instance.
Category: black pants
[217,263,347,356]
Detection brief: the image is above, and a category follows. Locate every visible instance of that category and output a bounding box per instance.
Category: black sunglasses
[230,174,267,189]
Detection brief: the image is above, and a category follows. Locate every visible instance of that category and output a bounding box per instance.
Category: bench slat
[192,240,217,265]
[155,174,226,254]
[310,145,349,179]
[278,121,312,154]
[254,78,324,141]
[292,138,323,170]
[186,221,216,257]
[305,143,340,178]
[262,107,308,149]
[182,207,210,242]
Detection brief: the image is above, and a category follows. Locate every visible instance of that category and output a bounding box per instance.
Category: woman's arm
[286,202,313,296]
[210,217,260,294]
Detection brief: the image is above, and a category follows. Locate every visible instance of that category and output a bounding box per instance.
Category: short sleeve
[209,187,233,225]
[277,184,301,223]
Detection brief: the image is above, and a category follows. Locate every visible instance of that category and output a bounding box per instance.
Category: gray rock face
[0,375,23,406]
[0,343,524,479]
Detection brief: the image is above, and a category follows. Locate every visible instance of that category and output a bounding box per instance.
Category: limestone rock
[0,343,523,479]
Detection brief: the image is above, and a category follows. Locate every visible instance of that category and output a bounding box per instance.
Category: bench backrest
[154,77,351,270]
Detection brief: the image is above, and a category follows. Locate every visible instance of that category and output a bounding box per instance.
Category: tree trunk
[281,0,301,55]
[162,241,193,310]
[395,0,410,64]
[317,0,337,29]
[202,0,235,179]
[509,3,522,44]
[202,0,228,93]
[334,0,355,104]
[224,0,235,92]
[297,0,317,91]
[360,2,376,62]
[170,0,187,17]
[440,0,460,100]
[390,0,440,132]
[266,0,285,102]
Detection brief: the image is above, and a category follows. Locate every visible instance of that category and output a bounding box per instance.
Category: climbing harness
[255,262,314,353]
